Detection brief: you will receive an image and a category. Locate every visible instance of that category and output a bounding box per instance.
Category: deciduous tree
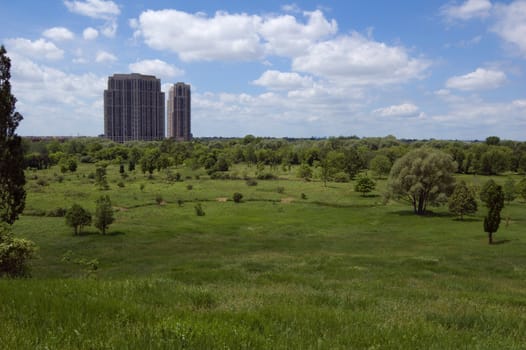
[448,181,477,220]
[388,148,456,215]
[354,174,376,197]
[94,195,114,235]
[503,178,517,204]
[369,154,391,178]
[65,204,92,235]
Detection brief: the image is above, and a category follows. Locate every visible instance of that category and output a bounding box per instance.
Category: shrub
[246,178,258,186]
[0,224,37,278]
[36,178,48,186]
[297,164,313,180]
[187,184,193,190]
[117,181,125,188]
[194,203,205,216]
[155,194,163,205]
[233,192,243,203]
[46,207,67,217]
[301,193,307,200]
[80,155,95,163]
[333,172,350,183]
[87,172,95,180]
[23,209,46,217]
[355,175,376,197]
[55,175,64,183]
[277,186,285,194]
[257,172,277,180]
[140,183,145,192]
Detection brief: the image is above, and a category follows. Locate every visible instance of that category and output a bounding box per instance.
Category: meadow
[1,163,526,349]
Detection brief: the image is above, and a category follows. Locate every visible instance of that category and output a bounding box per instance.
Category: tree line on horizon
[21,134,526,178]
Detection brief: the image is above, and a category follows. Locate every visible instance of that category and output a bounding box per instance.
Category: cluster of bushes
[64,196,115,235]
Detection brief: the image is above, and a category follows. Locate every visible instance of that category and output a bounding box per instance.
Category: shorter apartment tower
[104,73,165,142]
[167,82,191,141]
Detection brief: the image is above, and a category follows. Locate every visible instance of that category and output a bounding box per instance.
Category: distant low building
[104,73,165,142]
[167,82,192,141]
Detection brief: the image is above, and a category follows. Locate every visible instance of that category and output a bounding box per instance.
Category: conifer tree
[481,180,505,244]
[0,45,25,224]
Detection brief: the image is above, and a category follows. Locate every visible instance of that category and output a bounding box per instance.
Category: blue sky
[2,0,526,139]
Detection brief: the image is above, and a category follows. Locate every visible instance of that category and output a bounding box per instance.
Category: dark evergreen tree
[0,46,25,224]
[481,180,505,244]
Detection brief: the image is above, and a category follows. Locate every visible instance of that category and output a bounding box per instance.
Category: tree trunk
[417,196,425,215]
[488,232,493,244]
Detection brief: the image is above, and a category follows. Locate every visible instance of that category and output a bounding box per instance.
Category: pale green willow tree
[388,148,456,215]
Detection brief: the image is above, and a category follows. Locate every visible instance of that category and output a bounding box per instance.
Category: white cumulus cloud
[492,1,526,57]
[253,70,313,90]
[133,9,339,62]
[129,59,184,78]
[292,32,430,86]
[83,27,99,40]
[95,50,117,63]
[5,38,64,60]
[441,0,492,21]
[134,9,264,62]
[64,0,120,20]
[260,10,337,57]
[446,68,507,91]
[101,21,117,38]
[9,55,106,136]
[373,103,420,117]
[42,27,74,41]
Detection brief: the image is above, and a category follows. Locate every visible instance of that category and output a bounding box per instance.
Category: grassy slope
[1,165,525,349]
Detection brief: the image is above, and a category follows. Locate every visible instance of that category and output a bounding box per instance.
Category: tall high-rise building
[167,82,191,141]
[104,73,165,142]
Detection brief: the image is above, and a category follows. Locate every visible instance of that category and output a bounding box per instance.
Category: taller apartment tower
[167,82,191,141]
[104,73,165,142]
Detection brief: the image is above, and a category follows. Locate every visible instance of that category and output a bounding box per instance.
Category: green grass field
[1,164,525,349]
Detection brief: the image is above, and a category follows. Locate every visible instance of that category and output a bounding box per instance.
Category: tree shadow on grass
[392,210,453,218]
[452,218,479,223]
[358,194,381,198]
[106,231,125,236]
[77,230,125,237]
[492,239,511,245]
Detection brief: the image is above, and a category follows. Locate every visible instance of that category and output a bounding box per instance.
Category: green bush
[233,192,243,203]
[0,224,37,278]
[245,178,258,186]
[194,203,205,216]
[46,207,67,217]
[333,172,350,183]
[277,186,285,194]
[257,172,277,180]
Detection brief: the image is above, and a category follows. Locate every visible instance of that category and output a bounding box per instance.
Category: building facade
[104,74,165,142]
[167,82,191,141]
